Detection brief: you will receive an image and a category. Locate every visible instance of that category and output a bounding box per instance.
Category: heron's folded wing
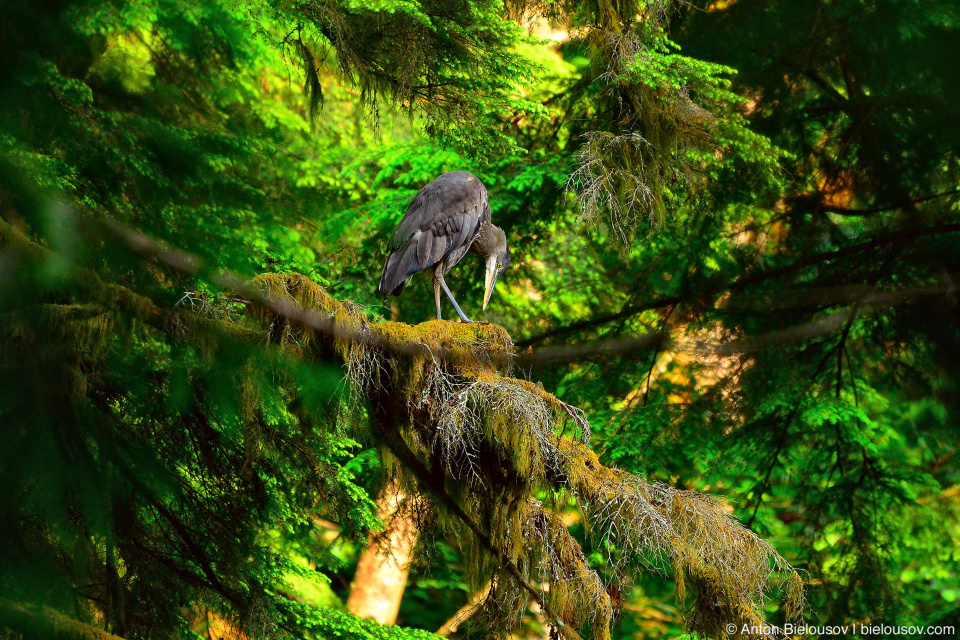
[397,174,486,268]
[379,173,487,295]
[425,197,484,269]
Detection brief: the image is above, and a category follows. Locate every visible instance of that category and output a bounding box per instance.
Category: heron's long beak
[483,257,498,310]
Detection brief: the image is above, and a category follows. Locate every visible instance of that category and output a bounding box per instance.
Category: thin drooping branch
[517,221,960,348]
[744,321,851,529]
[436,582,491,636]
[517,282,956,364]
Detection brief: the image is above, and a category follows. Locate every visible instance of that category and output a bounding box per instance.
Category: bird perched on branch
[378,171,511,323]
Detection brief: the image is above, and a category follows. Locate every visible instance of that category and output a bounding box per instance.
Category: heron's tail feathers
[378,242,419,296]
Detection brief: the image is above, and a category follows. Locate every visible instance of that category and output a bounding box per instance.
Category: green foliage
[2,0,959,639]
[275,0,548,156]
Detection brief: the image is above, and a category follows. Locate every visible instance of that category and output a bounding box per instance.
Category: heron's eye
[497,262,502,269]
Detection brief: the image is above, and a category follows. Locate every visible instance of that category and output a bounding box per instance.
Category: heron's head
[483,227,511,310]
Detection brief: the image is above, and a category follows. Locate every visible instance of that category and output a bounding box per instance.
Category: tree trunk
[346,481,416,625]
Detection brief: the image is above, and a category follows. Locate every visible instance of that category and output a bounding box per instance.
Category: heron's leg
[432,268,442,320]
[436,272,487,324]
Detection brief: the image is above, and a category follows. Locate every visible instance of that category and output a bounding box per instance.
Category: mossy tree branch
[1,213,802,639]
[247,272,803,639]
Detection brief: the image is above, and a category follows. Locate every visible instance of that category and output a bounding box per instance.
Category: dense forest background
[1,1,959,639]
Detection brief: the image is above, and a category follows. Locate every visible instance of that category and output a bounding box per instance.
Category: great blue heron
[378,171,511,323]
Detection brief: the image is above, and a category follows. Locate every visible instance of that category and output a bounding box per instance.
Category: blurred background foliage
[0,0,958,639]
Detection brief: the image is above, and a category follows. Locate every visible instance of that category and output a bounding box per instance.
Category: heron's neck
[471,223,502,258]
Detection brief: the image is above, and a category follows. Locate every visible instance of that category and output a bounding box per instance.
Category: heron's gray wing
[378,172,487,295]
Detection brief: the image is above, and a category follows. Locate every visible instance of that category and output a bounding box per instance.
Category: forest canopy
[1,1,959,640]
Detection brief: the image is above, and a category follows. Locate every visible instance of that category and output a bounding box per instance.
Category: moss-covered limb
[550,438,802,637]
[249,274,513,370]
[245,271,802,639]
[438,365,798,635]
[450,364,800,634]
[0,598,128,640]
[97,217,514,366]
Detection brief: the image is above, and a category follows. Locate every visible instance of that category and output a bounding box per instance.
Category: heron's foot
[449,318,488,325]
